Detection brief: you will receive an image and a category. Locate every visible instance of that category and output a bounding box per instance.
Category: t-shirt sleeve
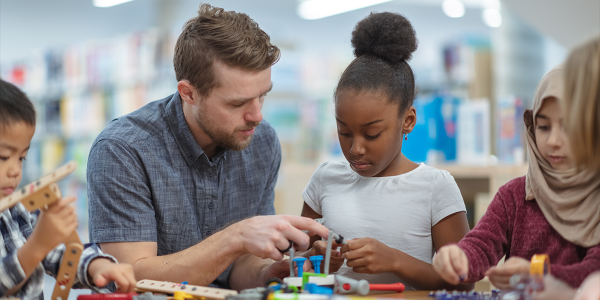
[302,162,329,215]
[431,170,467,226]
[87,139,157,243]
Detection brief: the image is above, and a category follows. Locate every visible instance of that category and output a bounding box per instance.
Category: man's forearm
[129,229,244,286]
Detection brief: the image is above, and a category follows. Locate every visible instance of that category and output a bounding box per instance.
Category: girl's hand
[340,237,398,274]
[485,257,530,290]
[310,240,344,273]
[532,275,576,300]
[432,245,468,285]
[574,271,600,300]
[87,258,136,293]
[29,196,78,255]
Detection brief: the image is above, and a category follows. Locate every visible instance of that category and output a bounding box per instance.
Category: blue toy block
[304,283,333,295]
[309,255,324,274]
[293,257,307,278]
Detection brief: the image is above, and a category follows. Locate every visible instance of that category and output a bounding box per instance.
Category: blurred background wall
[1,0,599,262]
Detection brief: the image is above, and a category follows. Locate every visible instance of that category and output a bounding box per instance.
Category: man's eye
[0,156,8,161]
[338,131,351,137]
[365,133,381,140]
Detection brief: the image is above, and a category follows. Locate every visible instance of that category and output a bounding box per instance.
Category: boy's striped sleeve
[0,250,27,296]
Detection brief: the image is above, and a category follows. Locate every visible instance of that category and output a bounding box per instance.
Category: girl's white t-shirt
[302,160,466,290]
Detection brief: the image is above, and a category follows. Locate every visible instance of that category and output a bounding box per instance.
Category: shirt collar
[165,92,228,166]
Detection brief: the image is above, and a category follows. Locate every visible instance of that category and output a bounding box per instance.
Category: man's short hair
[0,78,36,133]
[174,3,281,97]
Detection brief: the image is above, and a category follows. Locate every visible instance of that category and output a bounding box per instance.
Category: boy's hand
[310,240,344,273]
[88,258,136,293]
[340,237,398,274]
[432,245,468,285]
[29,196,78,255]
[485,257,530,290]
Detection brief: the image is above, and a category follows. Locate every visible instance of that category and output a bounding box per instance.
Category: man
[87,4,327,290]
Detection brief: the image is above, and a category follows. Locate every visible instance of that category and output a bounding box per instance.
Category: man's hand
[485,257,530,290]
[229,215,329,261]
[311,240,344,273]
[340,237,400,274]
[29,196,78,255]
[87,258,137,293]
[432,245,469,285]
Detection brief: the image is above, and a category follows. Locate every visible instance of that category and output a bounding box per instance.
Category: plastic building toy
[0,161,81,300]
[293,258,308,278]
[428,290,501,300]
[77,293,139,300]
[498,254,550,300]
[332,276,369,296]
[136,280,237,300]
[77,292,167,300]
[309,256,324,274]
[369,283,405,293]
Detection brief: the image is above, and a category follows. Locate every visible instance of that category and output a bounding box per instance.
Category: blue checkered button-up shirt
[0,204,116,300]
[87,92,281,288]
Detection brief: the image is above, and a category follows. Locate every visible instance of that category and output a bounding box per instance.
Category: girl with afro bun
[300,12,471,290]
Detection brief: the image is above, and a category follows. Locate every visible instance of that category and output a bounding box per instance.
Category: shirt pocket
[155,219,199,256]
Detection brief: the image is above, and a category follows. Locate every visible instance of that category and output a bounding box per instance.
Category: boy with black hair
[0,78,137,300]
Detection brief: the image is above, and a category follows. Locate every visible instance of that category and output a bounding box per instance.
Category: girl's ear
[402,106,417,134]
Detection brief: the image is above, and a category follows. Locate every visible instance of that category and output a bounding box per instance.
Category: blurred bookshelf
[1,28,529,237]
[1,29,177,241]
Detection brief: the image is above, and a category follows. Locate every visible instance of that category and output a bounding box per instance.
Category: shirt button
[208,202,215,209]
[206,230,212,235]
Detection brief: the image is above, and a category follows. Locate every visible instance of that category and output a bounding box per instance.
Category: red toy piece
[77,293,139,300]
[369,283,405,293]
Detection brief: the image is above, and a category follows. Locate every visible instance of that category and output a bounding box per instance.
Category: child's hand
[531,275,576,300]
[88,258,136,293]
[29,196,78,255]
[573,272,600,300]
[340,237,398,274]
[432,245,468,285]
[485,257,530,289]
[310,240,344,273]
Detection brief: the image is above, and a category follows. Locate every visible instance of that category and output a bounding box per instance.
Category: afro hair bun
[351,12,418,64]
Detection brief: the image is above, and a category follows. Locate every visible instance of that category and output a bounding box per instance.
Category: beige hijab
[524,67,600,247]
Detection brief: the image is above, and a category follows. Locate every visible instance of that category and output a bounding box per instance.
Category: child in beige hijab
[536,36,600,300]
[431,66,600,290]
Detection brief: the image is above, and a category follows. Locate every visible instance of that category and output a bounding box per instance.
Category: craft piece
[136,280,237,300]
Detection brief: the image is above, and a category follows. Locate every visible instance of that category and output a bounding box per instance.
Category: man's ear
[177,81,198,105]
[402,105,417,134]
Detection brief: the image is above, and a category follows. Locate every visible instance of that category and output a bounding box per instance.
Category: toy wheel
[265,277,283,287]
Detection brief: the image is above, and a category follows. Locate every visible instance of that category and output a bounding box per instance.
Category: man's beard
[194,107,259,151]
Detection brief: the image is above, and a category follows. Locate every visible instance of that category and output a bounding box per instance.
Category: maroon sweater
[458,176,600,288]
